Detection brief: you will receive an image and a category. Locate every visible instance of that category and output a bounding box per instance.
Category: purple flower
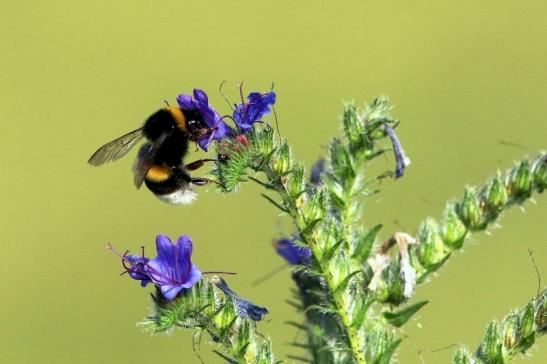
[274,236,312,266]
[112,234,202,301]
[233,91,276,132]
[176,89,233,151]
[211,276,268,321]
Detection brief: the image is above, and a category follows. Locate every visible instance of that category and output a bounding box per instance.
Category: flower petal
[160,284,185,300]
[176,93,196,110]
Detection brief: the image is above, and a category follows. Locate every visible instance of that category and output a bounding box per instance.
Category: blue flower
[146,235,202,300]
[274,236,312,266]
[233,91,276,132]
[112,234,202,301]
[176,89,234,151]
[309,158,326,186]
[383,124,411,178]
[211,276,268,321]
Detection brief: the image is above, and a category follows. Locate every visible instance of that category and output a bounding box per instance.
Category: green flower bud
[343,104,365,153]
[303,188,326,223]
[272,142,291,175]
[243,341,258,363]
[287,164,304,199]
[487,173,509,209]
[458,188,485,230]
[441,204,467,249]
[418,219,446,269]
[519,302,535,339]
[502,312,519,348]
[214,301,237,332]
[532,153,547,192]
[452,347,474,364]
[477,321,504,363]
[234,320,254,355]
[511,160,533,198]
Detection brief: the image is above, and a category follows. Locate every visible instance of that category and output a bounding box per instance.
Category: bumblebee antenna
[252,264,287,286]
[219,81,235,111]
[163,100,170,107]
[203,271,237,275]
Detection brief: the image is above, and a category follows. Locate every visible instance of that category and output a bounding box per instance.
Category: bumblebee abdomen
[144,165,196,205]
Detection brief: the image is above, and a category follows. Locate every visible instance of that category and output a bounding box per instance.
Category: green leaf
[351,297,375,329]
[260,193,289,213]
[333,270,362,295]
[377,338,403,364]
[353,224,382,261]
[323,240,344,261]
[383,300,429,328]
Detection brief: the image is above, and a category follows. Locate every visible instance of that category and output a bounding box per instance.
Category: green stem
[263,166,367,364]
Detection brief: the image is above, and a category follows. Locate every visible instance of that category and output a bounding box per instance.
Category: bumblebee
[88,106,222,204]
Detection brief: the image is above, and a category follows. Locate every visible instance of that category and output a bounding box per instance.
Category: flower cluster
[175,87,276,151]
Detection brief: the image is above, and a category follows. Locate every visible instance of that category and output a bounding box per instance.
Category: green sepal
[382,300,428,328]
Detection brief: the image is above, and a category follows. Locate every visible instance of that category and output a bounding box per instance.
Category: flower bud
[519,302,535,339]
[452,347,474,364]
[273,142,291,175]
[510,160,533,198]
[502,312,519,348]
[342,104,365,153]
[477,321,504,363]
[259,128,275,163]
[418,219,447,269]
[458,188,485,230]
[287,165,304,199]
[487,173,508,209]
[440,204,467,249]
[532,153,547,192]
[303,189,326,223]
[214,301,237,332]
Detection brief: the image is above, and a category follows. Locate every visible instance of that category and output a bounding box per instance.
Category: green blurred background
[1,1,545,363]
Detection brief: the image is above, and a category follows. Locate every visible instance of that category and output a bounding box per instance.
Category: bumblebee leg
[185,159,218,171]
[190,177,225,189]
[185,155,229,170]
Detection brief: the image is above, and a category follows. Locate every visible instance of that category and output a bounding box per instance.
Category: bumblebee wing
[132,131,172,188]
[88,128,144,166]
